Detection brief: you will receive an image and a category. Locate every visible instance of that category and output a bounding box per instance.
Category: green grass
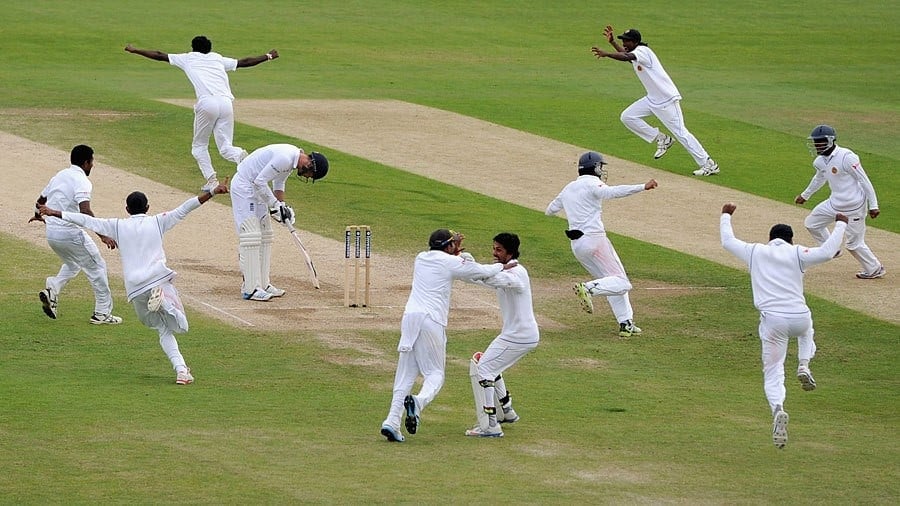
[1,1,898,503]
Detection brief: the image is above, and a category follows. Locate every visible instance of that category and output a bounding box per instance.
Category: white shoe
[692,159,720,176]
[618,320,642,337]
[654,134,674,159]
[39,288,58,319]
[772,410,789,449]
[573,283,593,314]
[465,424,504,438]
[242,288,274,301]
[147,286,163,312]
[90,312,123,325]
[380,424,404,442]
[176,368,194,385]
[500,406,519,424]
[797,366,816,391]
[200,175,219,192]
[264,284,286,297]
[855,265,885,279]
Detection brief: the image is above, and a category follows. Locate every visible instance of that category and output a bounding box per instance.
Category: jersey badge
[831,167,838,174]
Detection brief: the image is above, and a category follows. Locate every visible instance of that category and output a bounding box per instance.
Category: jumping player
[230,144,328,301]
[591,26,719,176]
[461,233,539,438]
[795,125,884,279]
[125,36,279,191]
[38,181,231,385]
[721,202,847,448]
[546,151,657,337]
[30,144,122,325]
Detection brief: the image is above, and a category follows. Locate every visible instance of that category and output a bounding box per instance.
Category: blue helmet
[807,125,836,155]
[578,151,608,181]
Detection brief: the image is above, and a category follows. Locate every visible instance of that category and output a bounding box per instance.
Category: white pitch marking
[184,295,256,326]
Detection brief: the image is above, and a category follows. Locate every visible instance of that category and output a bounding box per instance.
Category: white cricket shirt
[721,214,846,314]
[476,264,540,343]
[168,51,239,100]
[545,175,645,234]
[41,165,92,231]
[629,45,681,106]
[404,250,504,327]
[60,196,203,300]
[801,146,879,212]
[233,144,302,208]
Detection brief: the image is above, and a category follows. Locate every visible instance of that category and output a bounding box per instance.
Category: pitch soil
[2,100,897,333]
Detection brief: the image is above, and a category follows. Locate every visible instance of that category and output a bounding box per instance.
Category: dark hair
[493,232,520,259]
[769,224,793,244]
[192,36,212,53]
[70,144,93,167]
[429,229,453,250]
[126,191,149,215]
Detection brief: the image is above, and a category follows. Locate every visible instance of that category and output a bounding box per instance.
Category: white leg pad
[239,216,263,295]
[470,352,507,430]
[259,214,274,288]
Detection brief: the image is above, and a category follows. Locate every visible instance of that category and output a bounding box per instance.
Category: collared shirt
[630,45,681,106]
[233,144,302,208]
[476,263,540,343]
[546,175,645,234]
[168,51,239,100]
[802,145,879,212]
[42,165,92,231]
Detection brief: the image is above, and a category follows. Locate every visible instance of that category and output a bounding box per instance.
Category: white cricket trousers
[383,314,447,430]
[804,199,881,274]
[476,336,538,382]
[621,97,710,166]
[758,310,816,413]
[45,227,114,316]
[192,95,245,180]
[132,282,189,372]
[572,233,634,323]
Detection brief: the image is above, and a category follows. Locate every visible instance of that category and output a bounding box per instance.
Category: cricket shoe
[403,394,420,435]
[500,405,519,424]
[242,288,274,301]
[200,175,219,193]
[618,320,642,337]
[147,286,163,312]
[573,282,593,314]
[90,312,123,325]
[264,284,286,297]
[39,288,58,319]
[465,424,504,438]
[855,265,885,279]
[654,134,674,159]
[772,409,789,449]
[380,424,405,442]
[176,368,194,385]
[797,366,816,391]
[692,159,720,176]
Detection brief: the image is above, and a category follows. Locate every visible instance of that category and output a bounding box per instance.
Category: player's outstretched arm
[124,44,169,62]
[237,50,279,68]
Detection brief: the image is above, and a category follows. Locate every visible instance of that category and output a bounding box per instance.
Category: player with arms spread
[795,124,884,279]
[125,36,279,191]
[39,181,231,385]
[591,26,719,176]
[721,202,847,448]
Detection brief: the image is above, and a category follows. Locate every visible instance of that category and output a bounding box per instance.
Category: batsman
[230,143,328,301]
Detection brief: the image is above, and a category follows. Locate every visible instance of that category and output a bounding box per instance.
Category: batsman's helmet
[577,151,608,181]
[308,152,329,180]
[807,124,836,155]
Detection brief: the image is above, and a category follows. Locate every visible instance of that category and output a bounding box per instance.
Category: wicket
[344,225,371,307]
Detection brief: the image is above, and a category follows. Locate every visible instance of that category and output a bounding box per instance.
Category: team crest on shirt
[831,167,838,174]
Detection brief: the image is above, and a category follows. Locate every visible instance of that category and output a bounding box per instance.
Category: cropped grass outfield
[1,1,897,504]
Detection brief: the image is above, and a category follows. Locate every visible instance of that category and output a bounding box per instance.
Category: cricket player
[721,202,847,448]
[591,26,719,176]
[380,229,517,442]
[546,151,657,337]
[230,144,328,301]
[795,124,884,279]
[30,144,122,325]
[125,36,279,191]
[462,233,539,438]
[39,181,231,385]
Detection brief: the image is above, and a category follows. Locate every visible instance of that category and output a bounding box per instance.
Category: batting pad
[469,353,507,430]
[259,214,274,288]
[239,216,263,294]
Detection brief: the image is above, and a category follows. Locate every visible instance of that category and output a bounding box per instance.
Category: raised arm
[237,49,279,68]
[124,43,169,62]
